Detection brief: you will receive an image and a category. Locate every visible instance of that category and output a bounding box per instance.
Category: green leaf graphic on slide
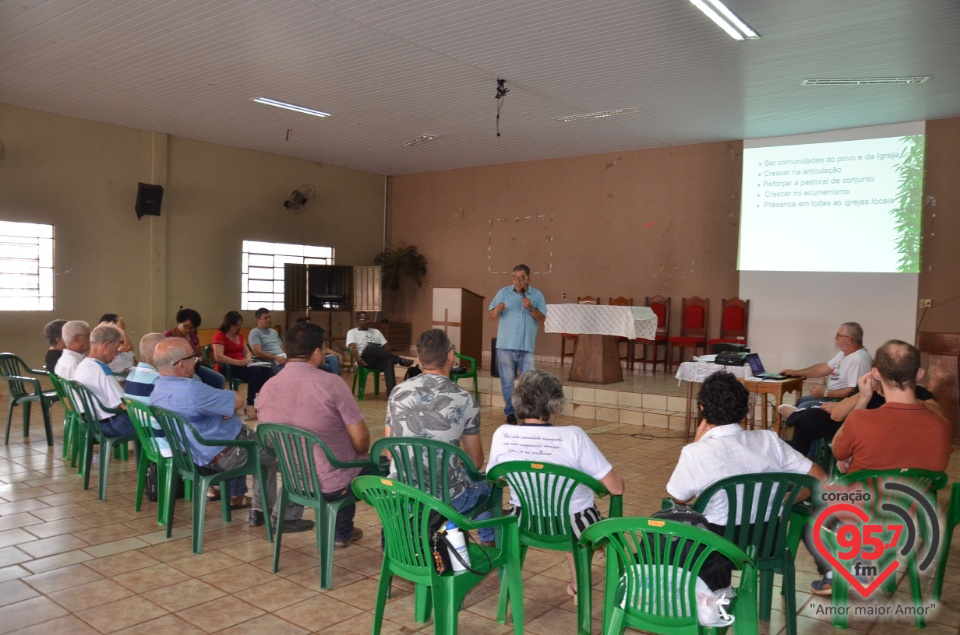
[890,135,924,273]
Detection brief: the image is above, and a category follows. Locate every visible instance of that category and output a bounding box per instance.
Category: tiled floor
[1,368,959,634]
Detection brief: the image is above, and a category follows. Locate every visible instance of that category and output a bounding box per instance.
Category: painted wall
[387,142,744,362]
[388,118,960,364]
[0,104,386,367]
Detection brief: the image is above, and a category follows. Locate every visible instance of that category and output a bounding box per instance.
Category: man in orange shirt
[831,339,951,474]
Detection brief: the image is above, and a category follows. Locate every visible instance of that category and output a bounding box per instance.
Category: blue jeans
[795,395,824,409]
[100,412,135,438]
[450,480,495,543]
[195,364,225,390]
[321,354,340,375]
[496,349,534,417]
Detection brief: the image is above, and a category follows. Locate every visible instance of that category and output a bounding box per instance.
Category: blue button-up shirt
[489,285,547,352]
[151,375,241,465]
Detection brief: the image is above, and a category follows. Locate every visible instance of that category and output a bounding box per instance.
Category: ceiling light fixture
[801,77,931,86]
[252,97,331,118]
[553,107,641,123]
[689,0,759,41]
[399,134,440,148]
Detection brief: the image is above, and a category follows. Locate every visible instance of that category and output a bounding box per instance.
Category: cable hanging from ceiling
[495,79,509,137]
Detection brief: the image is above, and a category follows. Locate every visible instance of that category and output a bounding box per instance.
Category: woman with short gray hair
[486,369,625,602]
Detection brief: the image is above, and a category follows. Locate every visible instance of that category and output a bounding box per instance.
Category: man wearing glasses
[489,264,547,424]
[779,321,872,411]
[151,338,314,532]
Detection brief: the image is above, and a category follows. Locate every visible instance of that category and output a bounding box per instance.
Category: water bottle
[444,521,471,572]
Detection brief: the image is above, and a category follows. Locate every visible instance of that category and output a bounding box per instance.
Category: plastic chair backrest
[150,405,204,477]
[371,437,481,505]
[0,353,35,400]
[123,398,164,459]
[579,517,754,628]
[65,380,111,438]
[836,468,947,524]
[694,472,820,560]
[47,371,76,414]
[486,460,620,548]
[257,423,368,503]
[353,475,464,572]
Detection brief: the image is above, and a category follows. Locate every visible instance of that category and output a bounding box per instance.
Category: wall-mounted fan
[284,184,317,214]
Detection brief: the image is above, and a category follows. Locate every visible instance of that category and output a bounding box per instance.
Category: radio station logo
[812,479,940,598]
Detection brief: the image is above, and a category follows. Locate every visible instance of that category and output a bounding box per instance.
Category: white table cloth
[544,304,657,340]
[675,361,750,384]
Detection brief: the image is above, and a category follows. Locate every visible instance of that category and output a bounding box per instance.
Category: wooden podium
[918,332,960,442]
[432,288,485,369]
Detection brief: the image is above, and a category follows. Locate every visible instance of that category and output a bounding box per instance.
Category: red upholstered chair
[634,295,671,372]
[708,297,750,350]
[608,296,634,367]
[667,296,709,371]
[560,296,600,366]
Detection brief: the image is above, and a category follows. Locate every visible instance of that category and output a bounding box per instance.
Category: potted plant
[373,244,428,322]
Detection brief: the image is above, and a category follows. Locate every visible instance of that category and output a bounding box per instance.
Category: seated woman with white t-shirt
[486,369,625,602]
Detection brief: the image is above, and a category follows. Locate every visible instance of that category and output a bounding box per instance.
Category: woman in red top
[212,311,271,419]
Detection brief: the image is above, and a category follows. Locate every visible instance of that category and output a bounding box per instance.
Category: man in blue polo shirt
[150,338,314,532]
[488,264,547,424]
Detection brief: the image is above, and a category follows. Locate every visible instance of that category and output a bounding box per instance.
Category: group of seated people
[38,311,954,614]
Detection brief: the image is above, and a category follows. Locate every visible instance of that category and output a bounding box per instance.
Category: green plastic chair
[449,352,479,402]
[578,516,759,635]
[256,423,374,589]
[123,398,192,525]
[46,371,83,466]
[65,380,140,501]
[371,437,490,515]
[933,481,960,601]
[347,349,382,401]
[818,468,947,628]
[352,475,524,635]
[691,472,820,635]
[1,353,59,446]
[486,460,624,635]
[204,344,247,392]
[151,405,272,553]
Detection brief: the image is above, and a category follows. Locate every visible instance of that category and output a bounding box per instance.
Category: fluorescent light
[398,135,440,148]
[252,97,331,118]
[689,0,759,41]
[801,77,931,86]
[553,107,641,123]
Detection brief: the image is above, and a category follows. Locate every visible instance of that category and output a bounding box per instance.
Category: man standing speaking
[489,264,547,424]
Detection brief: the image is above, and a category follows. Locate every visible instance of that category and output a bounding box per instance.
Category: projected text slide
[739,135,923,273]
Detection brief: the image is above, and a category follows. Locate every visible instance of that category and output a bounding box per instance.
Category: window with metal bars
[241,240,334,310]
[0,221,54,311]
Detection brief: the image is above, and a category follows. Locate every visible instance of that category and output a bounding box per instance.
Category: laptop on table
[745,353,788,380]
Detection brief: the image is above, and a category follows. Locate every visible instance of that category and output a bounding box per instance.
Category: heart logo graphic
[812,503,900,597]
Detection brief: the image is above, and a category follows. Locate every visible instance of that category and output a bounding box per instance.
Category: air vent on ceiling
[399,135,440,148]
[801,77,930,86]
[553,107,641,123]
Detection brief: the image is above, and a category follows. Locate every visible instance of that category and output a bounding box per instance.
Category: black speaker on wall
[135,183,164,219]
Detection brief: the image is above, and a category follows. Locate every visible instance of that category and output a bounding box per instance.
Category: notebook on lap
[745,353,787,380]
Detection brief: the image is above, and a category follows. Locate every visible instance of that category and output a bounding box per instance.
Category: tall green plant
[373,245,428,321]
[890,135,924,273]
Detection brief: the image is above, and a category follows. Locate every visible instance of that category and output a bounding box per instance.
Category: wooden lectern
[918,332,960,443]
[432,288,485,369]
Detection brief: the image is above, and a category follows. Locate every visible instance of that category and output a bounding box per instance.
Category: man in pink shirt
[256,321,371,548]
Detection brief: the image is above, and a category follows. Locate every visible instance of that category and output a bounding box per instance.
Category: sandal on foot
[230,496,252,509]
[810,574,832,596]
[207,486,220,501]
